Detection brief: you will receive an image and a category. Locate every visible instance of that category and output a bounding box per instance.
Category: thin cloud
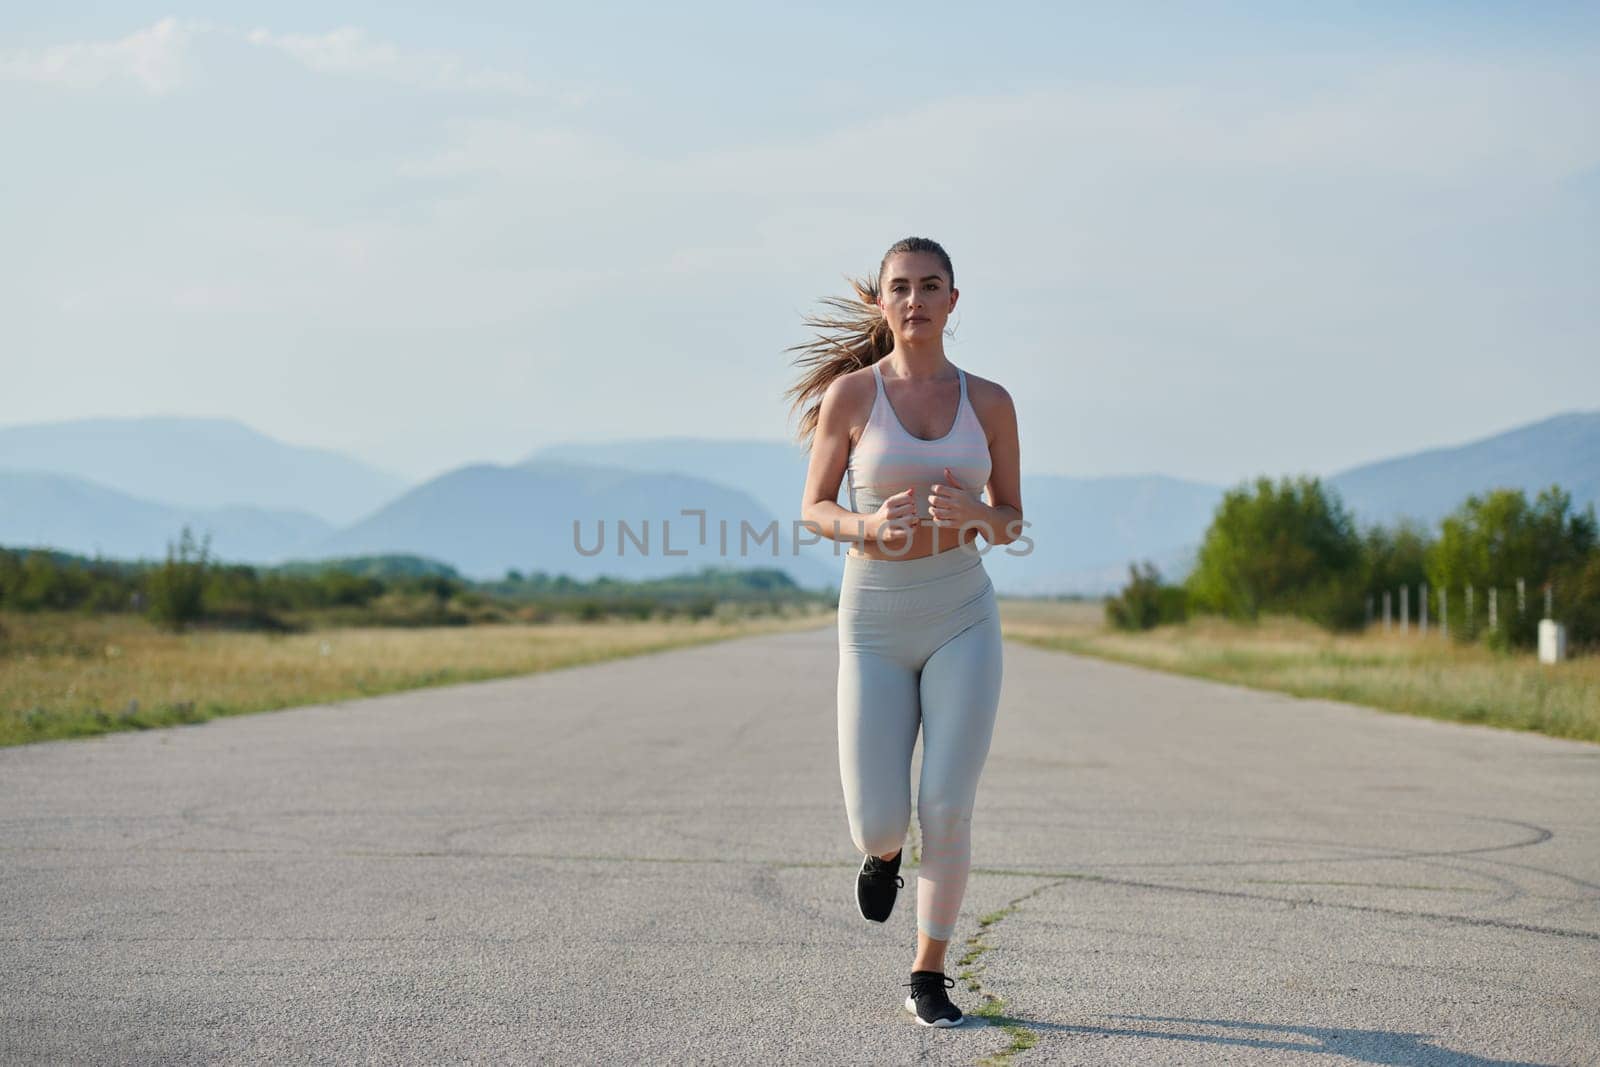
[0,16,199,94]
[396,54,1600,209]
[244,26,561,98]
[0,18,583,103]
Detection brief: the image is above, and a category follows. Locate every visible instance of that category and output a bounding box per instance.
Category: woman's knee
[851,809,910,856]
[916,797,973,845]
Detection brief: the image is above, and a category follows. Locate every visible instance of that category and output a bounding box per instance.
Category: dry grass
[12,598,1593,749]
[0,607,833,748]
[998,600,1600,744]
[998,598,1105,634]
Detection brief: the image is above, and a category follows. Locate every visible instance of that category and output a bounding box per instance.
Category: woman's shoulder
[819,365,883,447]
[824,364,881,412]
[961,369,1015,417]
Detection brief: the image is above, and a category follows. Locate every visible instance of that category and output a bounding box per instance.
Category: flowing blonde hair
[784,236,955,447]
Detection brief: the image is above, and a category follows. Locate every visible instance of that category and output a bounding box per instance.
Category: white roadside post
[1539,583,1566,665]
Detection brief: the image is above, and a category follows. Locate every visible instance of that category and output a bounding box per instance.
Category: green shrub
[1106,562,1190,631]
[145,526,213,632]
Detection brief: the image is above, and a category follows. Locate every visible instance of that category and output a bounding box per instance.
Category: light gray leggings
[836,539,1004,941]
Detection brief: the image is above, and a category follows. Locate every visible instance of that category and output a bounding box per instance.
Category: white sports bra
[846,362,992,522]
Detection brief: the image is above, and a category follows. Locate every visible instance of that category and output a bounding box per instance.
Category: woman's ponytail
[786,236,955,447]
[784,273,894,446]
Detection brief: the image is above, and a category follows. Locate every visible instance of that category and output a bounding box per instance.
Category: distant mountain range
[1326,412,1599,528]
[0,469,333,563]
[305,458,839,589]
[0,417,404,526]
[530,436,1223,594]
[1,410,1595,595]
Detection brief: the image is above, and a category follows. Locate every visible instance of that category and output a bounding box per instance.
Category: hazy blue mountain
[528,438,1204,593]
[1328,411,1599,527]
[0,469,332,563]
[533,438,1220,594]
[526,437,828,527]
[0,416,406,526]
[526,438,860,590]
[525,415,1600,592]
[518,412,1600,592]
[301,458,840,588]
[1040,413,1600,591]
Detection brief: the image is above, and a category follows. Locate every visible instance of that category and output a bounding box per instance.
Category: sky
[3,3,1597,487]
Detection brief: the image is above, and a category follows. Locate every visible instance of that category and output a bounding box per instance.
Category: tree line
[1106,480,1600,650]
[0,527,826,632]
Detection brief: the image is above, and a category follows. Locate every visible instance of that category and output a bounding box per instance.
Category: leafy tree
[145,526,213,631]
[1186,475,1363,628]
[1361,520,1431,596]
[1554,549,1600,649]
[1359,519,1433,626]
[1426,486,1597,647]
[19,552,79,610]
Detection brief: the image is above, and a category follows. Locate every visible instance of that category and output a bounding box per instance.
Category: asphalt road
[3,624,1598,1066]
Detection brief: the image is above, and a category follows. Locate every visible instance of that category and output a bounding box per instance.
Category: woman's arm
[979,381,1025,546]
[799,376,886,547]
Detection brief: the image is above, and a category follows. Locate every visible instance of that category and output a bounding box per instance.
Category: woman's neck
[883,341,952,381]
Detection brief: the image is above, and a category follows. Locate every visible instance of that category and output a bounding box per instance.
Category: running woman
[789,237,1025,1027]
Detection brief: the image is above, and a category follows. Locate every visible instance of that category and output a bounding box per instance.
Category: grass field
[8,599,1596,750]
[0,607,831,749]
[998,600,1600,745]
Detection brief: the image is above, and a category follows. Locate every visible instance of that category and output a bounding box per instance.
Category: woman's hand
[871,486,920,549]
[928,468,989,534]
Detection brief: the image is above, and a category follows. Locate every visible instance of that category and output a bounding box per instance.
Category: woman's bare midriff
[845,522,983,561]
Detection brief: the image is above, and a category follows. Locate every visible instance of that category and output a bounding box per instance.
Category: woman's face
[878,251,958,346]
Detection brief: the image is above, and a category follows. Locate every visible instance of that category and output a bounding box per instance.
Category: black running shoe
[903,970,964,1027]
[855,850,904,923]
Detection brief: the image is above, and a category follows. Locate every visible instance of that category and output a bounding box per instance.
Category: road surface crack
[953,876,1073,1067]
